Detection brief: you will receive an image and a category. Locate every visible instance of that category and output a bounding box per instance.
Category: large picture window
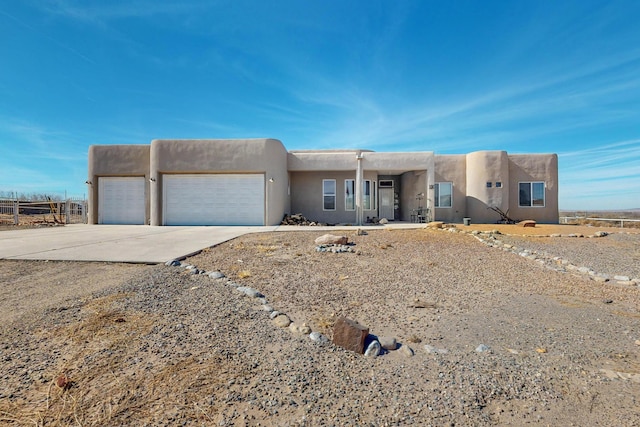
[323,179,336,210]
[345,179,355,211]
[435,182,452,208]
[519,182,545,207]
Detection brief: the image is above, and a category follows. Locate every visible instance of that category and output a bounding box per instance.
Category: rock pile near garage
[281,213,326,226]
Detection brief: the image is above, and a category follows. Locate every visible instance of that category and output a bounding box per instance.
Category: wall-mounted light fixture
[268,177,274,183]
[429,184,434,189]
[85,180,92,185]
[149,177,156,182]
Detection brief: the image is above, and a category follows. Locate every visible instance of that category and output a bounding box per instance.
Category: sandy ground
[0,224,639,426]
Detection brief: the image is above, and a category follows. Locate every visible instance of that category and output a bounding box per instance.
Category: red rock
[332,317,369,354]
[519,220,536,227]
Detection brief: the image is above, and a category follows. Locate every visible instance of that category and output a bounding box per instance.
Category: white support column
[355,153,364,226]
[13,200,19,225]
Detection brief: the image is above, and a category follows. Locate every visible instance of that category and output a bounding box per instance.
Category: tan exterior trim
[87,145,151,225]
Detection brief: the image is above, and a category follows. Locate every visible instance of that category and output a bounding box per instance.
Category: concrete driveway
[0,223,429,264]
[0,224,279,264]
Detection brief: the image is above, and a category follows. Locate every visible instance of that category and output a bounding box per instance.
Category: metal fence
[560,216,640,228]
[0,198,87,225]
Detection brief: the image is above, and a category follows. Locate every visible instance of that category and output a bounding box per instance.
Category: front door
[379,188,394,220]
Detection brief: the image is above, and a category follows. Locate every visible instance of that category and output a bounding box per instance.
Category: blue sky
[1,1,639,209]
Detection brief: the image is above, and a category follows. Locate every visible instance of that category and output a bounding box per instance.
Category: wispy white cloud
[558,139,640,209]
[0,7,95,64]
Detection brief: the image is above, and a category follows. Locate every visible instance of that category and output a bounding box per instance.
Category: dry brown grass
[0,293,249,426]
[237,270,252,279]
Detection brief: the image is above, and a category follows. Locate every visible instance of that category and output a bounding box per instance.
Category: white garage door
[98,177,145,225]
[163,174,264,226]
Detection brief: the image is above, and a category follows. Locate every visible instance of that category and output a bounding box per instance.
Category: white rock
[365,340,381,357]
[236,286,263,298]
[614,275,630,281]
[208,271,225,279]
[289,322,312,335]
[475,344,490,353]
[262,305,274,312]
[309,332,329,344]
[424,344,448,354]
[269,311,281,319]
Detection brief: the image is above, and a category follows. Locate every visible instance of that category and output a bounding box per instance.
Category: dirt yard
[0,224,639,426]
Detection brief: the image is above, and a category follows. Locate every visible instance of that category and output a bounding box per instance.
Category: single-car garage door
[163,174,264,226]
[98,177,146,225]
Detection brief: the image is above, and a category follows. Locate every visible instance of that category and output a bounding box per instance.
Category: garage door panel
[99,177,145,225]
[163,174,264,226]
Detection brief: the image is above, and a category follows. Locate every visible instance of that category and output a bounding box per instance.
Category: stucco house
[87,139,558,226]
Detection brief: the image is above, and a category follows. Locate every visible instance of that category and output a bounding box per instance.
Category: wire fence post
[13,200,19,225]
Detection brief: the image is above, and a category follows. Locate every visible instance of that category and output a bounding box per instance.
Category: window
[323,179,336,210]
[519,182,545,207]
[435,182,452,208]
[495,182,502,188]
[345,179,355,211]
[363,180,375,210]
[486,182,492,188]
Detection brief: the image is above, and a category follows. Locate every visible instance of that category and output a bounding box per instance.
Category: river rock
[273,314,291,328]
[379,336,397,350]
[399,344,415,357]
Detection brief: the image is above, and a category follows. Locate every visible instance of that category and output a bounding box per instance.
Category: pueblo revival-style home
[87,139,558,226]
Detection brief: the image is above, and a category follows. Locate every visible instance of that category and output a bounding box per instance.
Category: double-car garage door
[163,174,265,226]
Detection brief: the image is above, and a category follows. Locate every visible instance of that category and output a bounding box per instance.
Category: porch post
[356,153,363,226]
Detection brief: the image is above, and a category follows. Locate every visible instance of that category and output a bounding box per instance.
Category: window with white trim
[323,179,336,210]
[519,182,545,207]
[435,182,452,208]
[345,179,355,211]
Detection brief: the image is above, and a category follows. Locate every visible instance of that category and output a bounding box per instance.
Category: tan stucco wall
[465,151,510,223]
[87,145,151,224]
[149,139,288,226]
[508,154,559,223]
[288,151,364,171]
[363,152,434,172]
[88,141,558,226]
[434,155,467,223]
[289,171,379,224]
